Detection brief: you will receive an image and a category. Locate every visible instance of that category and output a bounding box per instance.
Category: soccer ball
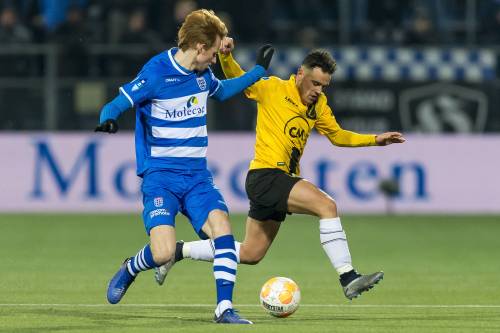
[259,277,301,317]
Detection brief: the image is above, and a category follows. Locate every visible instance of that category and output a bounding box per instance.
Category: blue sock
[126,244,157,276]
[213,234,237,315]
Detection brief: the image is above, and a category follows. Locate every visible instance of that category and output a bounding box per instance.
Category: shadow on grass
[0,307,213,332]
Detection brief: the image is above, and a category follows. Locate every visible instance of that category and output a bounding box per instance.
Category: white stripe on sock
[133,258,142,272]
[140,250,150,269]
[214,271,236,282]
[214,248,236,257]
[215,300,233,317]
[135,254,147,270]
[126,261,137,276]
[213,258,237,270]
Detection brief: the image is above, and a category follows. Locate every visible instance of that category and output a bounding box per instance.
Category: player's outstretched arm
[95,94,131,134]
[375,132,406,146]
[212,44,274,102]
[219,37,245,79]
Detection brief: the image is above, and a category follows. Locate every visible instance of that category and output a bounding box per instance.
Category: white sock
[319,217,353,275]
[184,240,241,263]
[215,300,233,317]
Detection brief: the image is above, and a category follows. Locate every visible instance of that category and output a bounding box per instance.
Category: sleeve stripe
[209,80,221,97]
[119,87,134,107]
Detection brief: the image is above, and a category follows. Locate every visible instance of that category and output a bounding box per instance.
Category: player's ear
[196,43,205,54]
[297,66,304,80]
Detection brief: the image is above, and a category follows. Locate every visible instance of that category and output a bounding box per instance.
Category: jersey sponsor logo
[284,116,310,141]
[165,78,180,83]
[187,96,198,108]
[150,208,170,219]
[284,96,299,108]
[152,91,209,121]
[153,196,163,207]
[196,77,207,90]
[131,79,147,92]
[164,105,206,120]
[163,96,205,120]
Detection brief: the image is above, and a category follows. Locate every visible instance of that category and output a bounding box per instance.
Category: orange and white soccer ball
[259,277,301,317]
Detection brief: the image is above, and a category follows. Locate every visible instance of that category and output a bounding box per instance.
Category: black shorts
[245,168,302,222]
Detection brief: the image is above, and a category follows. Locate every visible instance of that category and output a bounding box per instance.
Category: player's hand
[219,37,234,55]
[375,132,405,146]
[95,119,118,134]
[256,44,274,70]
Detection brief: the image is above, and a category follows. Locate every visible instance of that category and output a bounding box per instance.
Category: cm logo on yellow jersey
[284,116,310,142]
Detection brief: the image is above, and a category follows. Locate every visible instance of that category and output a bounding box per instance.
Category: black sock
[174,241,184,262]
[339,269,360,287]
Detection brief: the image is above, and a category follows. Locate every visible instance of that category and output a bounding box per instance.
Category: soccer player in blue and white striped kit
[95,9,274,324]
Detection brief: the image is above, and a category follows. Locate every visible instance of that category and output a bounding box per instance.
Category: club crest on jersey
[153,197,163,207]
[196,77,207,90]
[131,79,147,92]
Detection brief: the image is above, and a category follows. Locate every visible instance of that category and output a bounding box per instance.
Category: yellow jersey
[219,53,377,175]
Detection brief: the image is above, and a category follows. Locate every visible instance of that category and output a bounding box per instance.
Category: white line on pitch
[1,304,500,308]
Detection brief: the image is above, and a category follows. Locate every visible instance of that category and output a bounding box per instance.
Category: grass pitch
[0,214,499,332]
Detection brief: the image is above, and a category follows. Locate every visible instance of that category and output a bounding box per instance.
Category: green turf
[0,214,499,332]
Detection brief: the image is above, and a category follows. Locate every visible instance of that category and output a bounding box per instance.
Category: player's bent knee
[317,198,338,218]
[240,248,266,265]
[242,255,263,265]
[204,209,232,238]
[150,243,174,265]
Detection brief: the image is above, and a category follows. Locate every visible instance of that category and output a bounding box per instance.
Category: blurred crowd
[1,0,500,131]
[1,0,500,47]
[0,0,500,78]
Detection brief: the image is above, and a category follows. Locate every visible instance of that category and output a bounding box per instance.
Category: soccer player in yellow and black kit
[155,37,405,301]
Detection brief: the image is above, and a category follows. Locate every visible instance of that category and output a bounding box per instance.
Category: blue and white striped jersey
[119,48,221,176]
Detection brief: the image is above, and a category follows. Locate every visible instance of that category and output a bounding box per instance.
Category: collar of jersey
[168,47,192,76]
[287,74,306,108]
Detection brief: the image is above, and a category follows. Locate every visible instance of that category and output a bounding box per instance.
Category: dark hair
[302,49,336,74]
